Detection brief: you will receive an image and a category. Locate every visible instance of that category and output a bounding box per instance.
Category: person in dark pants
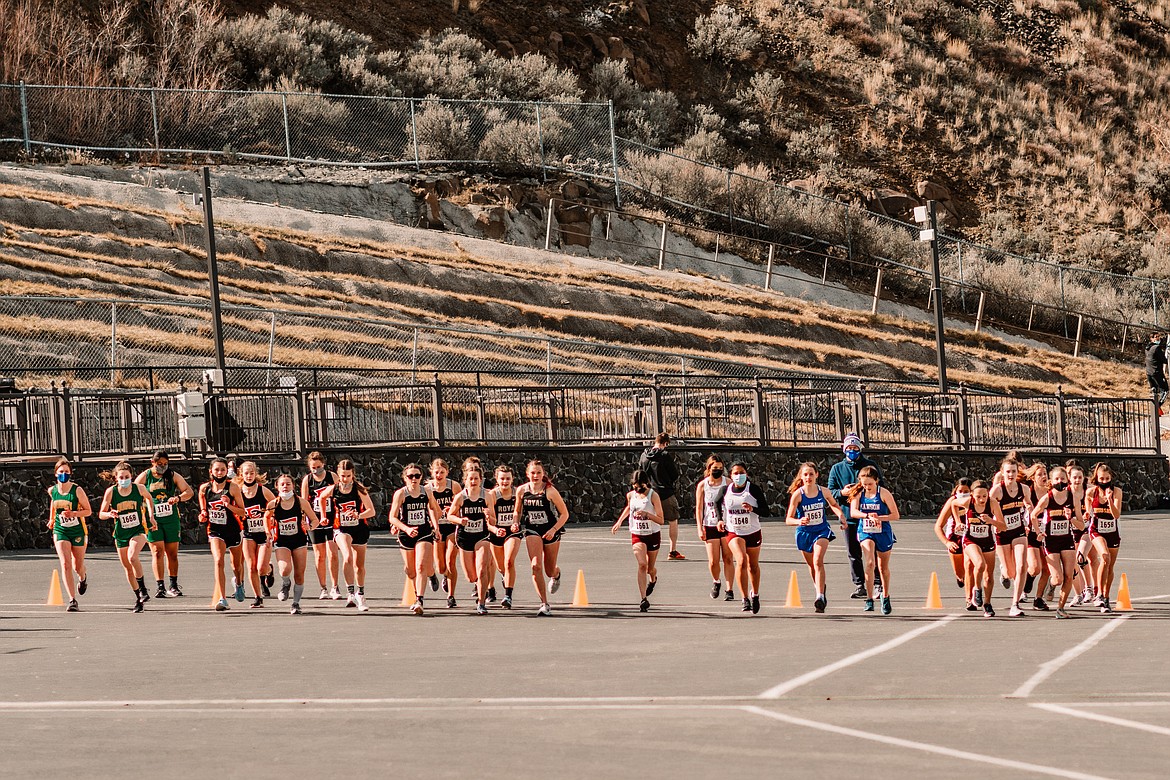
[639,433,685,560]
[1145,332,1168,410]
[827,432,884,598]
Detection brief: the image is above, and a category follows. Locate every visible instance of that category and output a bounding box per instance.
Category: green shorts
[53,527,87,547]
[114,530,145,549]
[147,515,181,544]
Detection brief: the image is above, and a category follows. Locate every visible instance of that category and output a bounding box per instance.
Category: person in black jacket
[1145,332,1168,408]
[827,433,885,599]
[638,433,685,560]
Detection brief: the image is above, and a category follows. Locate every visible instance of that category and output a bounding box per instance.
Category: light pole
[915,201,948,393]
[194,166,227,387]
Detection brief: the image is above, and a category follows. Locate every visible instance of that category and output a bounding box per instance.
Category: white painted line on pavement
[1008,616,1130,698]
[757,615,958,699]
[1057,700,1170,707]
[1031,703,1170,737]
[742,705,1115,780]
[0,695,747,710]
[1132,593,1170,602]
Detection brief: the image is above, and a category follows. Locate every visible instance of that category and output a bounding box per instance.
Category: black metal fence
[0,378,1158,460]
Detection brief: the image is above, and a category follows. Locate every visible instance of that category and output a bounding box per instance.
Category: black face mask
[1052,481,1068,492]
[212,475,226,485]
[711,468,724,479]
[1094,480,1112,488]
[633,485,647,494]
[243,478,256,486]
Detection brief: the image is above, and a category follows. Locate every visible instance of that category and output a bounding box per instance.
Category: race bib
[406,508,427,526]
[59,515,79,528]
[208,508,227,525]
[246,510,266,533]
[631,515,653,535]
[1003,511,1023,530]
[278,519,297,535]
[803,507,824,524]
[527,509,549,526]
[727,509,751,532]
[154,501,174,518]
[1095,516,1116,534]
[1049,519,1070,535]
[704,503,720,526]
[340,511,359,527]
[464,516,484,533]
[118,511,140,529]
[497,511,515,527]
[861,516,882,534]
[968,523,989,538]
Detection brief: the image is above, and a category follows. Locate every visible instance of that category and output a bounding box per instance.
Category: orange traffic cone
[46,570,64,606]
[572,569,589,607]
[923,572,943,609]
[785,570,803,608]
[1116,573,1133,611]
[400,577,418,607]
[208,577,223,609]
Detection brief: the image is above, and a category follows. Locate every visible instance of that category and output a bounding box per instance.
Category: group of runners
[44,443,1124,619]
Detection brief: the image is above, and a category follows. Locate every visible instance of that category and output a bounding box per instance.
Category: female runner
[136,450,193,599]
[934,478,973,605]
[611,469,665,612]
[46,458,91,612]
[1030,465,1085,618]
[785,462,845,613]
[427,458,463,607]
[320,459,377,612]
[847,466,900,615]
[1086,463,1123,613]
[695,456,735,601]
[448,465,496,615]
[1066,464,1096,606]
[1021,461,1051,608]
[98,461,157,612]
[713,462,770,615]
[266,473,319,615]
[489,465,522,609]
[514,459,570,616]
[237,461,275,608]
[388,463,444,615]
[301,452,340,601]
[198,458,247,612]
[957,480,1006,618]
[989,459,1033,617]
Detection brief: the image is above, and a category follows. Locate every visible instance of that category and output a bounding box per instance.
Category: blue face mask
[732,473,748,487]
[844,449,860,463]
[117,478,132,490]
[57,472,70,484]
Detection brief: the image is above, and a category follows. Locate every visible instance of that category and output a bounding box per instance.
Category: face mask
[844,449,860,463]
[1052,481,1068,492]
[117,478,132,489]
[732,473,748,488]
[279,489,294,499]
[711,468,724,479]
[212,475,226,485]
[1095,480,1111,488]
[57,472,70,484]
[633,484,647,494]
[226,468,236,479]
[243,478,256,486]
[155,464,168,474]
[312,467,325,478]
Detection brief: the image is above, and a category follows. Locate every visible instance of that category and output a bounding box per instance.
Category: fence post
[871,268,883,315]
[476,394,487,442]
[607,100,621,208]
[974,291,986,333]
[700,399,711,439]
[956,383,969,449]
[713,233,720,266]
[1059,266,1068,337]
[1152,280,1159,326]
[291,389,306,456]
[535,102,546,182]
[1151,391,1163,456]
[265,313,276,388]
[120,396,134,455]
[281,93,292,161]
[411,328,419,383]
[899,405,910,447]
[61,383,75,460]
[725,169,733,228]
[649,376,663,438]
[110,302,117,387]
[822,255,829,285]
[1027,303,1035,331]
[765,244,774,291]
[754,377,768,446]
[544,198,555,251]
[19,81,30,156]
[431,373,445,446]
[657,222,667,270]
[1073,315,1084,358]
[409,98,420,171]
[150,88,160,153]
[957,242,966,311]
[857,384,870,446]
[1055,386,1067,452]
[546,389,558,444]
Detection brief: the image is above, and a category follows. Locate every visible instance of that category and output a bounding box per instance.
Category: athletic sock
[156,579,164,588]
[347,585,355,594]
[818,592,825,600]
[169,576,178,588]
[293,584,304,604]
[282,576,291,588]
[505,587,513,598]
[232,576,239,589]
[136,577,145,593]
[1024,573,1035,593]
[358,586,364,595]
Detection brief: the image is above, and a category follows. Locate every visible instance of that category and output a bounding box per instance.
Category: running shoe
[278,582,290,602]
[711,582,721,599]
[639,598,650,613]
[215,598,229,612]
[724,588,735,602]
[880,597,892,615]
[447,596,457,609]
[67,599,79,612]
[487,586,497,603]
[78,577,87,596]
[646,579,657,597]
[973,588,983,607]
[234,582,246,602]
[1033,597,1050,611]
[356,594,370,612]
[983,604,995,618]
[251,598,264,609]
[330,586,342,600]
[751,595,761,614]
[956,578,965,590]
[1094,595,1107,607]
[1069,591,1082,607]
[133,597,144,613]
[411,600,424,615]
[874,582,883,597]
[669,550,686,560]
[549,572,561,594]
[501,595,513,610]
[863,599,875,612]
[155,584,169,599]
[263,573,275,589]
[741,598,752,612]
[1100,600,1113,614]
[261,580,271,598]
[1044,583,1056,602]
[537,603,551,616]
[1009,605,1024,617]
[851,585,866,599]
[966,601,978,611]
[346,593,357,608]
[429,574,440,592]
[139,589,150,603]
[442,578,449,594]
[1001,576,1010,589]
[476,603,488,615]
[318,588,330,600]
[291,603,302,615]
[1055,608,1070,619]
[814,596,826,613]
[168,583,183,597]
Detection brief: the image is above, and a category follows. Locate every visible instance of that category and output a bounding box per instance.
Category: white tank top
[702,477,729,526]
[723,483,761,535]
[629,490,660,536]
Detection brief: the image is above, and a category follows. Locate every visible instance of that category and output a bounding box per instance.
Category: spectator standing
[827,432,884,598]
[1145,332,1168,410]
[639,433,685,560]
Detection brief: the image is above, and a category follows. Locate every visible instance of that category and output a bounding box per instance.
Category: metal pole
[607,100,621,208]
[1152,280,1159,327]
[281,93,292,161]
[929,201,949,393]
[957,242,966,311]
[714,233,720,266]
[1059,266,1068,337]
[409,98,420,171]
[150,88,160,153]
[266,313,276,388]
[1073,315,1084,358]
[657,222,667,270]
[544,198,555,250]
[725,169,733,228]
[871,268,883,315]
[19,81,30,155]
[110,302,117,387]
[974,291,986,333]
[765,244,774,291]
[200,166,228,385]
[546,339,552,384]
[535,102,546,182]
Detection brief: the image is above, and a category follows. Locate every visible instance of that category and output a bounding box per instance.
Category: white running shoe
[549,573,561,595]
[356,594,369,612]
[537,602,551,616]
[411,600,424,615]
[1009,605,1024,617]
[345,593,357,608]
[318,588,330,600]
[330,586,342,600]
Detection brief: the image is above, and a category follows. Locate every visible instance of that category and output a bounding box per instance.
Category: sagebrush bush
[688,4,762,65]
[412,100,474,160]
